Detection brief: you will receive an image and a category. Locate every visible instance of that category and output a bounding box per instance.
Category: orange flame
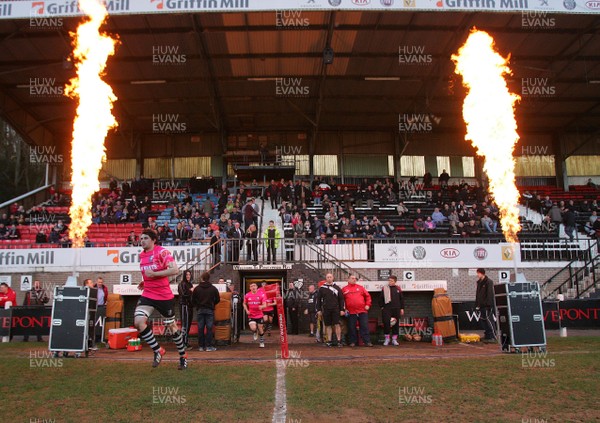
[65,0,118,248]
[452,29,521,243]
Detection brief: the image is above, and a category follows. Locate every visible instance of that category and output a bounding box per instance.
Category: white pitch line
[272,359,287,423]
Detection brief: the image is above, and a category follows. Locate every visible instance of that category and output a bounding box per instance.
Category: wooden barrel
[104,293,123,338]
[431,288,457,341]
[214,292,232,344]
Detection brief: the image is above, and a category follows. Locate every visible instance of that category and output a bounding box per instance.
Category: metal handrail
[296,238,370,281]
[0,184,52,211]
[542,239,599,299]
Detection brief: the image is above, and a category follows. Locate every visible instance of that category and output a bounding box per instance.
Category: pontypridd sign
[0,0,598,19]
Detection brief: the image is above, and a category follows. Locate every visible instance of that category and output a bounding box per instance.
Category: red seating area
[0,222,145,249]
[519,185,599,201]
[86,223,145,246]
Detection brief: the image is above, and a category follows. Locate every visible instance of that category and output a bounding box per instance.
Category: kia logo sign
[586,0,600,8]
[440,248,460,259]
[352,0,371,4]
[473,247,488,260]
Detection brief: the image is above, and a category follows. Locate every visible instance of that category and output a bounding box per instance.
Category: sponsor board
[334,280,447,292]
[0,246,209,271]
[454,299,600,330]
[374,243,521,267]
[113,283,226,295]
[0,0,598,20]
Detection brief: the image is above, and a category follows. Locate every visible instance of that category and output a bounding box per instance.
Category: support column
[553,135,569,192]
[394,132,401,179]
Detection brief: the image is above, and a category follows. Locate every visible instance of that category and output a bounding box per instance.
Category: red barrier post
[264,284,289,359]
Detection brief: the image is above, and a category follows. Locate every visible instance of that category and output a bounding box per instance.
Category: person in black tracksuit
[379,275,404,346]
[304,284,318,337]
[315,273,345,347]
[286,282,301,335]
[191,272,221,351]
[475,268,497,342]
[178,270,194,349]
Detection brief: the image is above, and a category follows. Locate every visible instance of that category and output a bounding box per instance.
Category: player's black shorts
[248,317,264,325]
[263,310,275,317]
[136,296,176,319]
[322,308,340,326]
[308,311,317,324]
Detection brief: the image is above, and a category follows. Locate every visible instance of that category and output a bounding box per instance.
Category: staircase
[294,238,370,282]
[541,240,600,300]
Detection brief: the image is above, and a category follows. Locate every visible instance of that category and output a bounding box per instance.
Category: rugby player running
[135,229,187,369]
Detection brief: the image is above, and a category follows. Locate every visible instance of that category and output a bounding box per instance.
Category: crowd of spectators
[3,172,598,248]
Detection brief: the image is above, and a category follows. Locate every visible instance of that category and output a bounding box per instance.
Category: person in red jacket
[0,283,17,308]
[342,275,373,347]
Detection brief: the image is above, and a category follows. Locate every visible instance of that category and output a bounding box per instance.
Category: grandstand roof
[0,10,599,150]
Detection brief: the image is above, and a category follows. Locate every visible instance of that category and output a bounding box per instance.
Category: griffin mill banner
[0,0,598,20]
[0,246,206,272]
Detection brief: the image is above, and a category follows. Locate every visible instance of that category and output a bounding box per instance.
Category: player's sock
[139,326,160,353]
[172,330,187,356]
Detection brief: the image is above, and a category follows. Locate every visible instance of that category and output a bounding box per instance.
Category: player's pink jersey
[139,245,175,300]
[244,291,266,319]
[257,287,275,312]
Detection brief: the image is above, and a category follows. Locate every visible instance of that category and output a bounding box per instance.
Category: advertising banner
[335,280,447,292]
[1,0,598,20]
[453,299,600,330]
[374,242,520,268]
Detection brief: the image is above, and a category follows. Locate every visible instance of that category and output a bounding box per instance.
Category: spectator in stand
[481,214,498,233]
[245,224,259,263]
[324,207,338,224]
[266,180,279,209]
[423,170,433,188]
[192,272,221,352]
[542,196,553,214]
[586,178,598,190]
[424,216,436,232]
[413,217,425,233]
[210,229,222,266]
[263,220,281,264]
[230,206,243,225]
[137,206,149,223]
[0,282,17,309]
[584,211,598,237]
[303,221,313,238]
[397,202,408,217]
[316,233,329,244]
[464,219,481,237]
[35,229,47,244]
[23,280,49,342]
[191,224,203,241]
[0,223,8,240]
[431,207,446,224]
[548,202,563,227]
[382,220,395,238]
[342,275,373,347]
[438,169,450,188]
[173,222,189,245]
[126,231,139,246]
[563,208,577,241]
[228,222,244,264]
[7,224,20,240]
[156,226,168,245]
